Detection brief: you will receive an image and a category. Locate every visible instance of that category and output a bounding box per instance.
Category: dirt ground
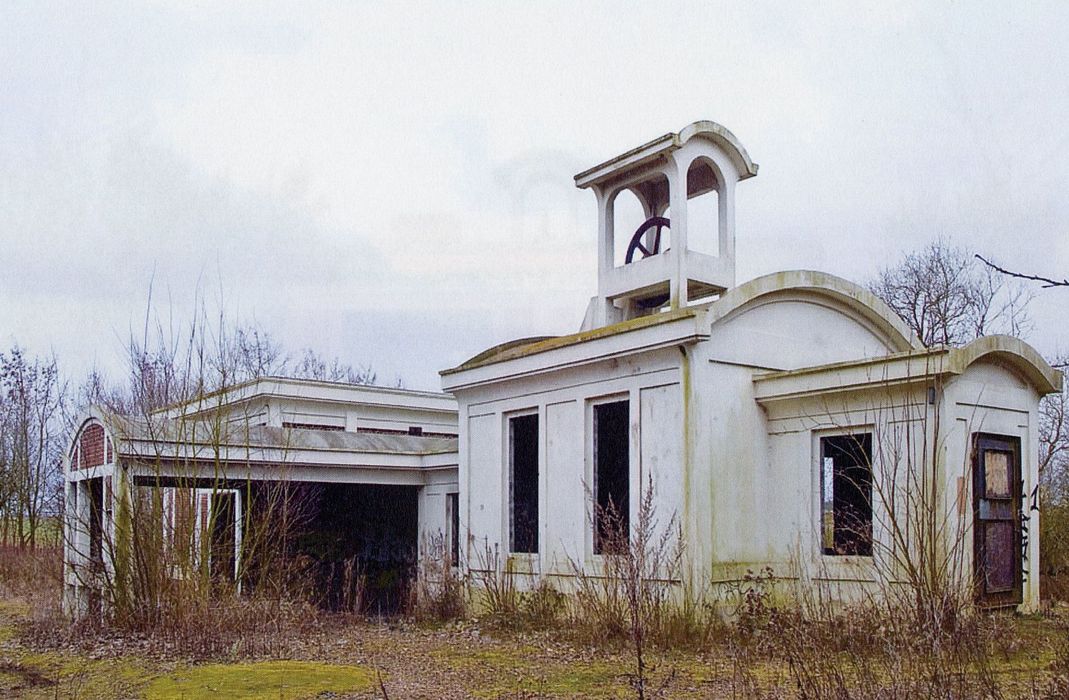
[1,595,1067,699]
[0,598,726,699]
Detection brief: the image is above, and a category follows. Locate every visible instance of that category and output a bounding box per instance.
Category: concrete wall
[459,347,684,583]
[216,396,458,435]
[688,290,906,583]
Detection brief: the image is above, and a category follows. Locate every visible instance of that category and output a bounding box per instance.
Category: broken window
[820,433,873,556]
[508,414,539,554]
[594,400,630,554]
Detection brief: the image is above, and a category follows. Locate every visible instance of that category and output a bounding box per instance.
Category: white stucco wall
[458,348,685,582]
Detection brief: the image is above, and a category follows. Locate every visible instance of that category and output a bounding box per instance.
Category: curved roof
[459,336,559,369]
[443,271,923,377]
[706,270,923,353]
[574,120,758,188]
[67,406,117,450]
[442,307,702,375]
[953,335,1062,395]
[677,120,759,179]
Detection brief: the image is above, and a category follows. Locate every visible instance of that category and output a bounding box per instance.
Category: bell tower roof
[574,121,758,189]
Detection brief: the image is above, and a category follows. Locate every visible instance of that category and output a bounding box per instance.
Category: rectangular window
[820,433,873,556]
[509,414,539,553]
[594,400,630,554]
[447,492,460,565]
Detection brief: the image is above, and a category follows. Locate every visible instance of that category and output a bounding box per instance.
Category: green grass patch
[3,651,151,699]
[143,660,376,700]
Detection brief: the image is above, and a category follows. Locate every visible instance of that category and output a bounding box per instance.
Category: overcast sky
[2,2,1067,390]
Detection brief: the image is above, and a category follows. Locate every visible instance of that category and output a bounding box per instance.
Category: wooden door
[973,434,1022,607]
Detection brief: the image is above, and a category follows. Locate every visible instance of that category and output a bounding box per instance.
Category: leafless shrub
[521,577,566,629]
[0,544,61,600]
[57,299,383,658]
[722,567,776,643]
[567,477,683,699]
[471,540,521,627]
[0,347,67,552]
[748,597,1009,699]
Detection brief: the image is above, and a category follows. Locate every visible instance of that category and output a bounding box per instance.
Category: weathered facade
[442,122,1062,610]
[65,120,1063,614]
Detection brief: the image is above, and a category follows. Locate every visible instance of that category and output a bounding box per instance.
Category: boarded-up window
[173,488,196,568]
[509,414,539,554]
[78,423,106,469]
[820,433,873,556]
[199,493,210,534]
[594,400,630,554]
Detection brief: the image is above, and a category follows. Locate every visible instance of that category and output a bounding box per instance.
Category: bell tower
[576,121,758,330]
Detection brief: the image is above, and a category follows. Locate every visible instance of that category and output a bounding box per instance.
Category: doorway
[973,433,1023,607]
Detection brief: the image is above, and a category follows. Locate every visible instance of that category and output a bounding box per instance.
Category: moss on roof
[442,306,701,375]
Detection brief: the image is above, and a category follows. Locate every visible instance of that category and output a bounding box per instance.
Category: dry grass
[4,544,1069,698]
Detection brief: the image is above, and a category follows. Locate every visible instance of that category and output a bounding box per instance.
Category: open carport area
[64,407,458,618]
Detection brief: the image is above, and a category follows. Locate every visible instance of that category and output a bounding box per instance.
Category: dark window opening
[87,477,104,569]
[594,400,630,555]
[209,492,237,585]
[509,414,539,554]
[282,422,344,431]
[820,433,873,556]
[408,426,423,436]
[447,492,460,565]
[357,426,458,438]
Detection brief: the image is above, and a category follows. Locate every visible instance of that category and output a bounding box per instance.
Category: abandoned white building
[65,121,1062,615]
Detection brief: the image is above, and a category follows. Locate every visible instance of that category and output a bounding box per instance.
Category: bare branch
[975,254,1069,289]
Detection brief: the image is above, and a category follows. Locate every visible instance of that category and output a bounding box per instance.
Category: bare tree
[291,347,377,386]
[0,347,67,549]
[1040,355,1069,577]
[869,239,1032,347]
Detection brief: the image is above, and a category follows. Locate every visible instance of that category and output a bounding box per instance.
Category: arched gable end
[67,409,117,473]
[954,336,1062,396]
[702,270,921,370]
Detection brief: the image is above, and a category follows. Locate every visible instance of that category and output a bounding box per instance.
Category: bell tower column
[667,156,688,310]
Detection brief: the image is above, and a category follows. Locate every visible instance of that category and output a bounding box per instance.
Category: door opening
[973,433,1023,607]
